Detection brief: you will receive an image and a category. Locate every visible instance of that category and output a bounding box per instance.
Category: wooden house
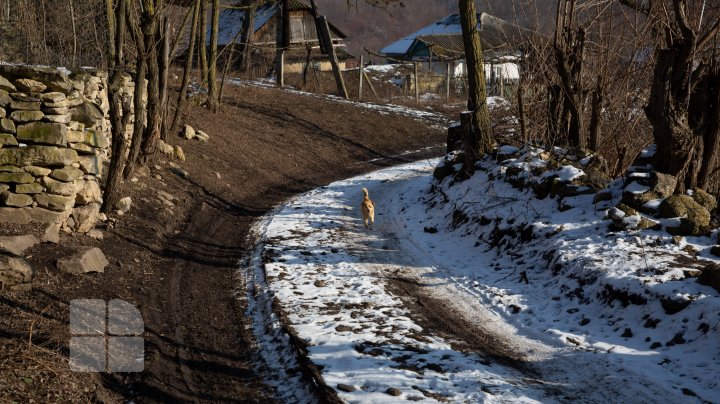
[216,0,353,74]
[379,13,536,96]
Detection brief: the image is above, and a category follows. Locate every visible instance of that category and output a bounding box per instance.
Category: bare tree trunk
[207,0,220,112]
[588,75,603,152]
[621,0,720,195]
[239,0,258,74]
[102,0,129,213]
[139,0,163,167]
[171,0,200,135]
[158,16,170,141]
[198,0,208,84]
[553,0,586,149]
[459,0,492,177]
[69,0,77,66]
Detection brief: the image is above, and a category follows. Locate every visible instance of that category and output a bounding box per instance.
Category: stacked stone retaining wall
[0,65,134,232]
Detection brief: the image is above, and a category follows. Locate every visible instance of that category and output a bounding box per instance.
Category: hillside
[0,77,451,402]
[315,0,557,59]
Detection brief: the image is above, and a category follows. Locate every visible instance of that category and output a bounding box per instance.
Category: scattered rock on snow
[659,195,710,236]
[710,246,720,257]
[698,263,720,293]
[336,384,356,392]
[386,387,402,396]
[690,187,717,212]
[56,246,109,274]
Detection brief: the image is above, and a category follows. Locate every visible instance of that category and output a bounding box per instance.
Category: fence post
[359,55,364,99]
[446,62,451,102]
[414,62,419,101]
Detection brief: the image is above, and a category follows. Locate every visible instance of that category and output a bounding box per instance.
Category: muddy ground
[0,80,458,402]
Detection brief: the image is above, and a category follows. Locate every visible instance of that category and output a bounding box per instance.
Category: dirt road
[0,82,452,402]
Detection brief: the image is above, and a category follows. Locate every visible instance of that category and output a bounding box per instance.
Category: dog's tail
[362,187,369,198]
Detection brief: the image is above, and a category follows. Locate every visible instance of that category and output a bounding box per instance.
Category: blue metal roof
[213,3,278,46]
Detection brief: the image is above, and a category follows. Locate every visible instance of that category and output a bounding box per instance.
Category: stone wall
[0,65,133,233]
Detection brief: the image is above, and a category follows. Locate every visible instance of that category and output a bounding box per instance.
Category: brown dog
[360,187,375,229]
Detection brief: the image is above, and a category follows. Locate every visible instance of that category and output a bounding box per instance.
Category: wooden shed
[216,0,353,74]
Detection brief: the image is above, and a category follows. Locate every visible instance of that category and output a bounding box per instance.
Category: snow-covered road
[250,158,718,403]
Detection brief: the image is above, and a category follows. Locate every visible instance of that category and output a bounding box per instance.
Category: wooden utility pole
[276,0,289,87]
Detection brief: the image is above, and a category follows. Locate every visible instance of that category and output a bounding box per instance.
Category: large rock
[0,146,78,167]
[691,188,717,212]
[44,114,71,124]
[115,197,132,213]
[70,101,104,126]
[75,180,101,205]
[0,75,16,92]
[182,125,196,140]
[698,263,720,293]
[70,203,100,233]
[41,222,60,244]
[622,172,677,211]
[50,166,83,182]
[174,145,185,161]
[0,165,22,172]
[67,129,109,148]
[0,234,40,256]
[0,133,18,146]
[11,92,42,102]
[10,110,44,123]
[0,171,34,183]
[9,100,41,111]
[23,166,51,176]
[0,65,73,92]
[40,92,66,103]
[659,194,711,236]
[17,122,68,146]
[56,247,108,274]
[0,90,10,107]
[42,176,79,196]
[2,192,33,207]
[34,193,75,212]
[15,183,44,194]
[14,78,47,93]
[69,143,96,154]
[0,206,71,224]
[0,118,16,133]
[157,139,174,157]
[0,256,33,287]
[195,130,210,142]
[77,155,101,175]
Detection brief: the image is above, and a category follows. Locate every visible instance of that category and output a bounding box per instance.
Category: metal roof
[214,0,347,47]
[382,12,536,59]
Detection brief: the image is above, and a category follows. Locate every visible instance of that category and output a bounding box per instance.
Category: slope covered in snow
[254,148,720,403]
